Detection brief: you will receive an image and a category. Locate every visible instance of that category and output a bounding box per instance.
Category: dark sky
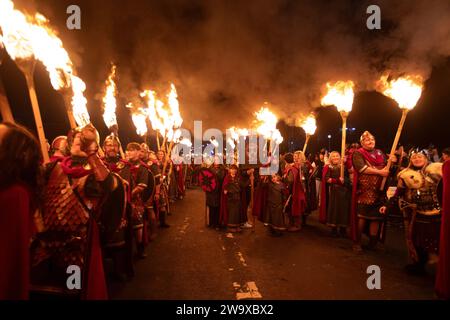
[1,0,449,153]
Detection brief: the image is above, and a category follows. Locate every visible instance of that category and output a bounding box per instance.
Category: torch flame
[378,75,423,110]
[0,0,90,126]
[253,106,283,143]
[70,74,90,127]
[140,84,183,142]
[0,0,34,60]
[321,80,355,113]
[102,64,117,129]
[300,115,317,135]
[255,107,278,139]
[127,102,148,136]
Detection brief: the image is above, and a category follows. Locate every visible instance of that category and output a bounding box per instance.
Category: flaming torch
[160,84,183,178]
[0,0,92,162]
[127,102,149,137]
[299,115,317,153]
[102,64,124,158]
[377,74,423,190]
[321,80,355,179]
[0,1,48,161]
[141,90,165,150]
[254,106,279,155]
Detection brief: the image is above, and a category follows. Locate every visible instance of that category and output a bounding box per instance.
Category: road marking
[235,281,262,300]
[237,252,247,267]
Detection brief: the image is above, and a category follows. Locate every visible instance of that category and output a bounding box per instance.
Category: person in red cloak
[350,131,393,252]
[283,151,307,232]
[436,154,450,299]
[30,124,125,300]
[220,165,242,232]
[319,151,351,236]
[0,122,42,300]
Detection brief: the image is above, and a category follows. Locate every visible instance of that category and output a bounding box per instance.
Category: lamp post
[327,134,331,151]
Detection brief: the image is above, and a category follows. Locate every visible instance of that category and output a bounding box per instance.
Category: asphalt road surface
[110,187,436,300]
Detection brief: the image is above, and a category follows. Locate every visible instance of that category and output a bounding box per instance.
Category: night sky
[1,0,449,154]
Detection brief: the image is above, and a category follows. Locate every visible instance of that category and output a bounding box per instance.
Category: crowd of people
[0,122,188,300]
[0,121,449,300]
[200,130,450,300]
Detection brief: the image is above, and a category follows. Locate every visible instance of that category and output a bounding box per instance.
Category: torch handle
[340,113,348,180]
[156,131,161,150]
[162,141,175,178]
[25,74,50,164]
[302,135,310,154]
[380,109,408,190]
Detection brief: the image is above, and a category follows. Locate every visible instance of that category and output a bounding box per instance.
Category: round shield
[198,167,218,193]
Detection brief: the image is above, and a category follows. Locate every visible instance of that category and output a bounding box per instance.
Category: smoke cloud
[12,0,450,131]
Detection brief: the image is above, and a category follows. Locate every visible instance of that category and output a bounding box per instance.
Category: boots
[159,211,170,228]
[136,242,147,259]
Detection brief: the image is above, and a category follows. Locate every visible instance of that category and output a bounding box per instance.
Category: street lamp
[327,134,332,151]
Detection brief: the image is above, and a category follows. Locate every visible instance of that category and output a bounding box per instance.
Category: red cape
[350,148,386,241]
[83,219,108,300]
[0,184,32,300]
[436,160,450,299]
[285,165,306,217]
[219,174,232,226]
[252,179,269,221]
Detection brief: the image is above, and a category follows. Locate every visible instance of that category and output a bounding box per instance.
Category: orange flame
[299,115,317,135]
[102,64,117,129]
[139,84,183,142]
[321,80,355,113]
[377,75,423,110]
[0,0,90,126]
[127,102,148,136]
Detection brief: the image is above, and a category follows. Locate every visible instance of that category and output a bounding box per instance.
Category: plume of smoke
[17,0,450,131]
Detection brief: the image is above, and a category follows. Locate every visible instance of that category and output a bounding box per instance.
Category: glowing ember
[102,64,117,129]
[378,75,423,110]
[321,80,355,113]
[300,115,317,135]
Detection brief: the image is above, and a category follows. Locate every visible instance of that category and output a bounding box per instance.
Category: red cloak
[0,184,32,300]
[436,159,450,299]
[350,148,386,241]
[219,174,232,226]
[252,178,269,221]
[285,165,306,217]
[176,164,185,197]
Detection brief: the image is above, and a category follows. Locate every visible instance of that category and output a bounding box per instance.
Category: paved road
[110,187,436,300]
